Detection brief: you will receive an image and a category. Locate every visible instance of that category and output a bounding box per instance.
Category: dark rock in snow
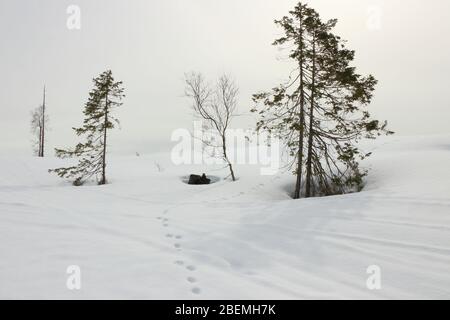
[188,174,211,185]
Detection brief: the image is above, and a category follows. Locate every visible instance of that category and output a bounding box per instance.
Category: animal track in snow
[187,277,197,283]
[186,265,196,271]
[160,208,202,297]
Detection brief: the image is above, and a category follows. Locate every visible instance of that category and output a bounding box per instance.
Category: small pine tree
[50,70,125,186]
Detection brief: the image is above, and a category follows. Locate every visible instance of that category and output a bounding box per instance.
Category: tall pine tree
[50,70,125,186]
[252,2,392,199]
[252,3,315,199]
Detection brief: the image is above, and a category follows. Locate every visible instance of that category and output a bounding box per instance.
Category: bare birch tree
[30,87,48,157]
[185,72,238,181]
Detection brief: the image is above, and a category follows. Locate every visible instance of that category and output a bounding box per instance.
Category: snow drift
[0,134,449,299]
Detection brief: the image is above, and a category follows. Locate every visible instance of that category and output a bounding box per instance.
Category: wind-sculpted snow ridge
[0,135,449,299]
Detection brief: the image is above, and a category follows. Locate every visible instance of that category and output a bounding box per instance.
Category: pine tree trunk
[294,8,305,200]
[294,108,305,199]
[101,93,108,185]
[38,124,43,157]
[305,35,316,198]
[41,86,46,157]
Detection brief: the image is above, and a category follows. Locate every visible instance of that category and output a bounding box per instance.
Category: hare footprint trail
[173,260,202,295]
[157,215,170,227]
[186,265,202,295]
[161,207,203,296]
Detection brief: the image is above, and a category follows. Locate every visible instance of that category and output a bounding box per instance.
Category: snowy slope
[0,135,449,299]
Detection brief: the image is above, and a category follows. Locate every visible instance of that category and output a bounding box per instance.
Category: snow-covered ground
[0,134,449,299]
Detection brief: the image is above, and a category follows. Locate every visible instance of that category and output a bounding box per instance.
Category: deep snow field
[0,134,449,299]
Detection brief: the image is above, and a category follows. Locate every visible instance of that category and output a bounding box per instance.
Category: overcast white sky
[1,0,449,156]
